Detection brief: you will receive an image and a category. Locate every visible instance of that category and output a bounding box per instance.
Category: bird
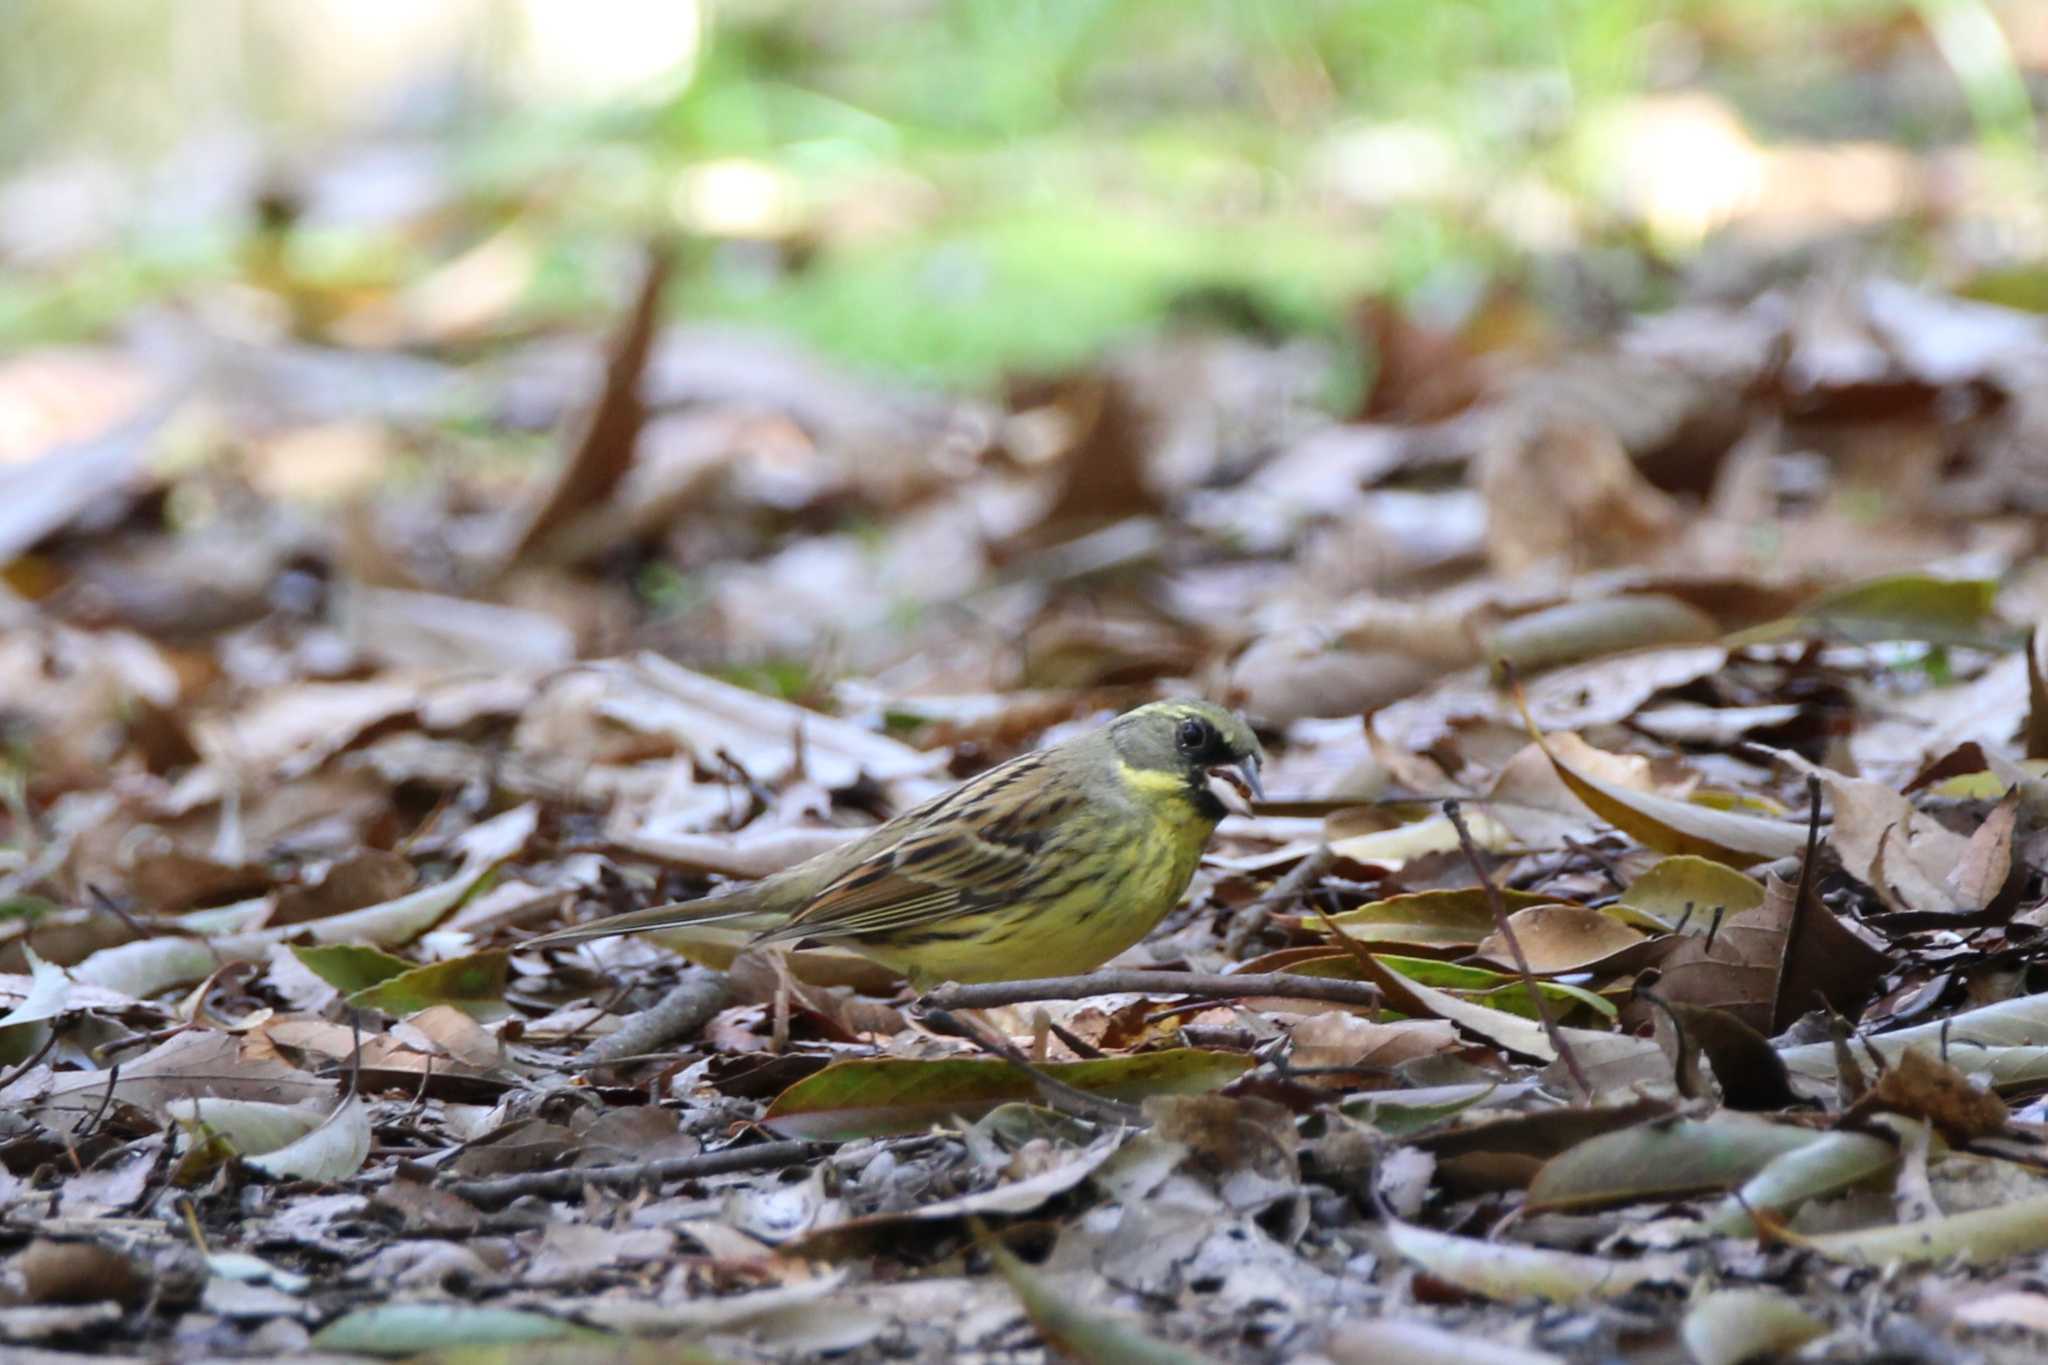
[526,699,1265,985]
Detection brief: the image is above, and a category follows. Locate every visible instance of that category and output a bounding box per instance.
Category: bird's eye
[1177,717,1212,751]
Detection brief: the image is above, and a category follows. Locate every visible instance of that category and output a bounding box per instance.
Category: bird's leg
[769,950,794,1054]
[1029,1008,1052,1062]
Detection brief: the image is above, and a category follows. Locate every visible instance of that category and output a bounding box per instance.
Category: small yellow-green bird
[527,700,1264,984]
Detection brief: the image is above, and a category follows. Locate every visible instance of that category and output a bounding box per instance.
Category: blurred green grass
[0,0,2030,387]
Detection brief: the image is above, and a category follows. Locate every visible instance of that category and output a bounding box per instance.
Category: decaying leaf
[761,1051,1253,1140]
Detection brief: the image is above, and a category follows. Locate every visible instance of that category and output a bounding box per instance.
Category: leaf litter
[16,132,2048,1365]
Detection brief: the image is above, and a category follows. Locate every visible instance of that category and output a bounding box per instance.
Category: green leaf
[1734,573,2008,648]
[1614,855,1766,932]
[1527,1114,1821,1212]
[347,952,509,1016]
[293,943,413,994]
[1377,954,1617,1020]
[1803,573,2003,645]
[1339,1080,1509,1136]
[762,1050,1253,1140]
[312,1305,603,1356]
[0,894,58,924]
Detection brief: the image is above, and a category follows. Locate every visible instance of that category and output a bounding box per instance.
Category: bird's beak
[1206,755,1265,811]
[1238,755,1266,803]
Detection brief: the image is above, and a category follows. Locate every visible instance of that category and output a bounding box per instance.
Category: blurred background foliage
[2,0,2044,384]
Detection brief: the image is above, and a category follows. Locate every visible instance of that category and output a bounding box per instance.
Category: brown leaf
[1820,767,1971,915]
[1948,792,2020,913]
[1142,1093,1298,1181]
[1474,905,1654,975]
[1287,1013,1458,1088]
[1657,871,1886,1036]
[1021,371,1160,532]
[1475,415,1682,575]
[270,848,417,927]
[15,1240,148,1307]
[1643,990,1804,1111]
[1843,1046,2009,1143]
[502,241,674,567]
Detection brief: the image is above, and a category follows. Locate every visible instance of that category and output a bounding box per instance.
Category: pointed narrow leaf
[1527,1115,1819,1212]
[1383,1218,1684,1303]
[292,944,413,994]
[1533,734,1808,864]
[348,952,509,1016]
[312,1304,601,1354]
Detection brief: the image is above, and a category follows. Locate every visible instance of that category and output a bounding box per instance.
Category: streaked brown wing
[758,750,1071,943]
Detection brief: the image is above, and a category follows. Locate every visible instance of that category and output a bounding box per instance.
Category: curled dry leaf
[1842,1046,2009,1143]
[1320,887,1556,951]
[1654,870,1886,1036]
[13,1028,332,1134]
[1287,1012,1458,1086]
[1530,730,1810,865]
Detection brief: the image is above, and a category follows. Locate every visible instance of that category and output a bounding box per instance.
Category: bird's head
[1107,699,1265,818]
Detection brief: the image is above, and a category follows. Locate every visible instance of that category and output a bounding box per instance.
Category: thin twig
[1443,799,1590,1103]
[573,969,731,1070]
[439,1139,826,1208]
[1225,843,1334,959]
[0,1026,58,1093]
[918,971,1382,1013]
[1044,1018,1106,1061]
[922,1009,1144,1126]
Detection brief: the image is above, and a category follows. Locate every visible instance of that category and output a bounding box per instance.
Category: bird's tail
[524,891,782,948]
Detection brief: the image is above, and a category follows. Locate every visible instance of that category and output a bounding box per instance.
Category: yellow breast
[859,767,1215,985]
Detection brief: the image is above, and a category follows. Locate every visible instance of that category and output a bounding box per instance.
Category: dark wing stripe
[761,747,1079,945]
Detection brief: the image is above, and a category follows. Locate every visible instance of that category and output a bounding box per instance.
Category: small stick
[918,970,1383,1013]
[573,970,731,1070]
[1443,799,1590,1103]
[440,1139,825,1207]
[1225,844,1334,959]
[922,1009,1144,1126]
